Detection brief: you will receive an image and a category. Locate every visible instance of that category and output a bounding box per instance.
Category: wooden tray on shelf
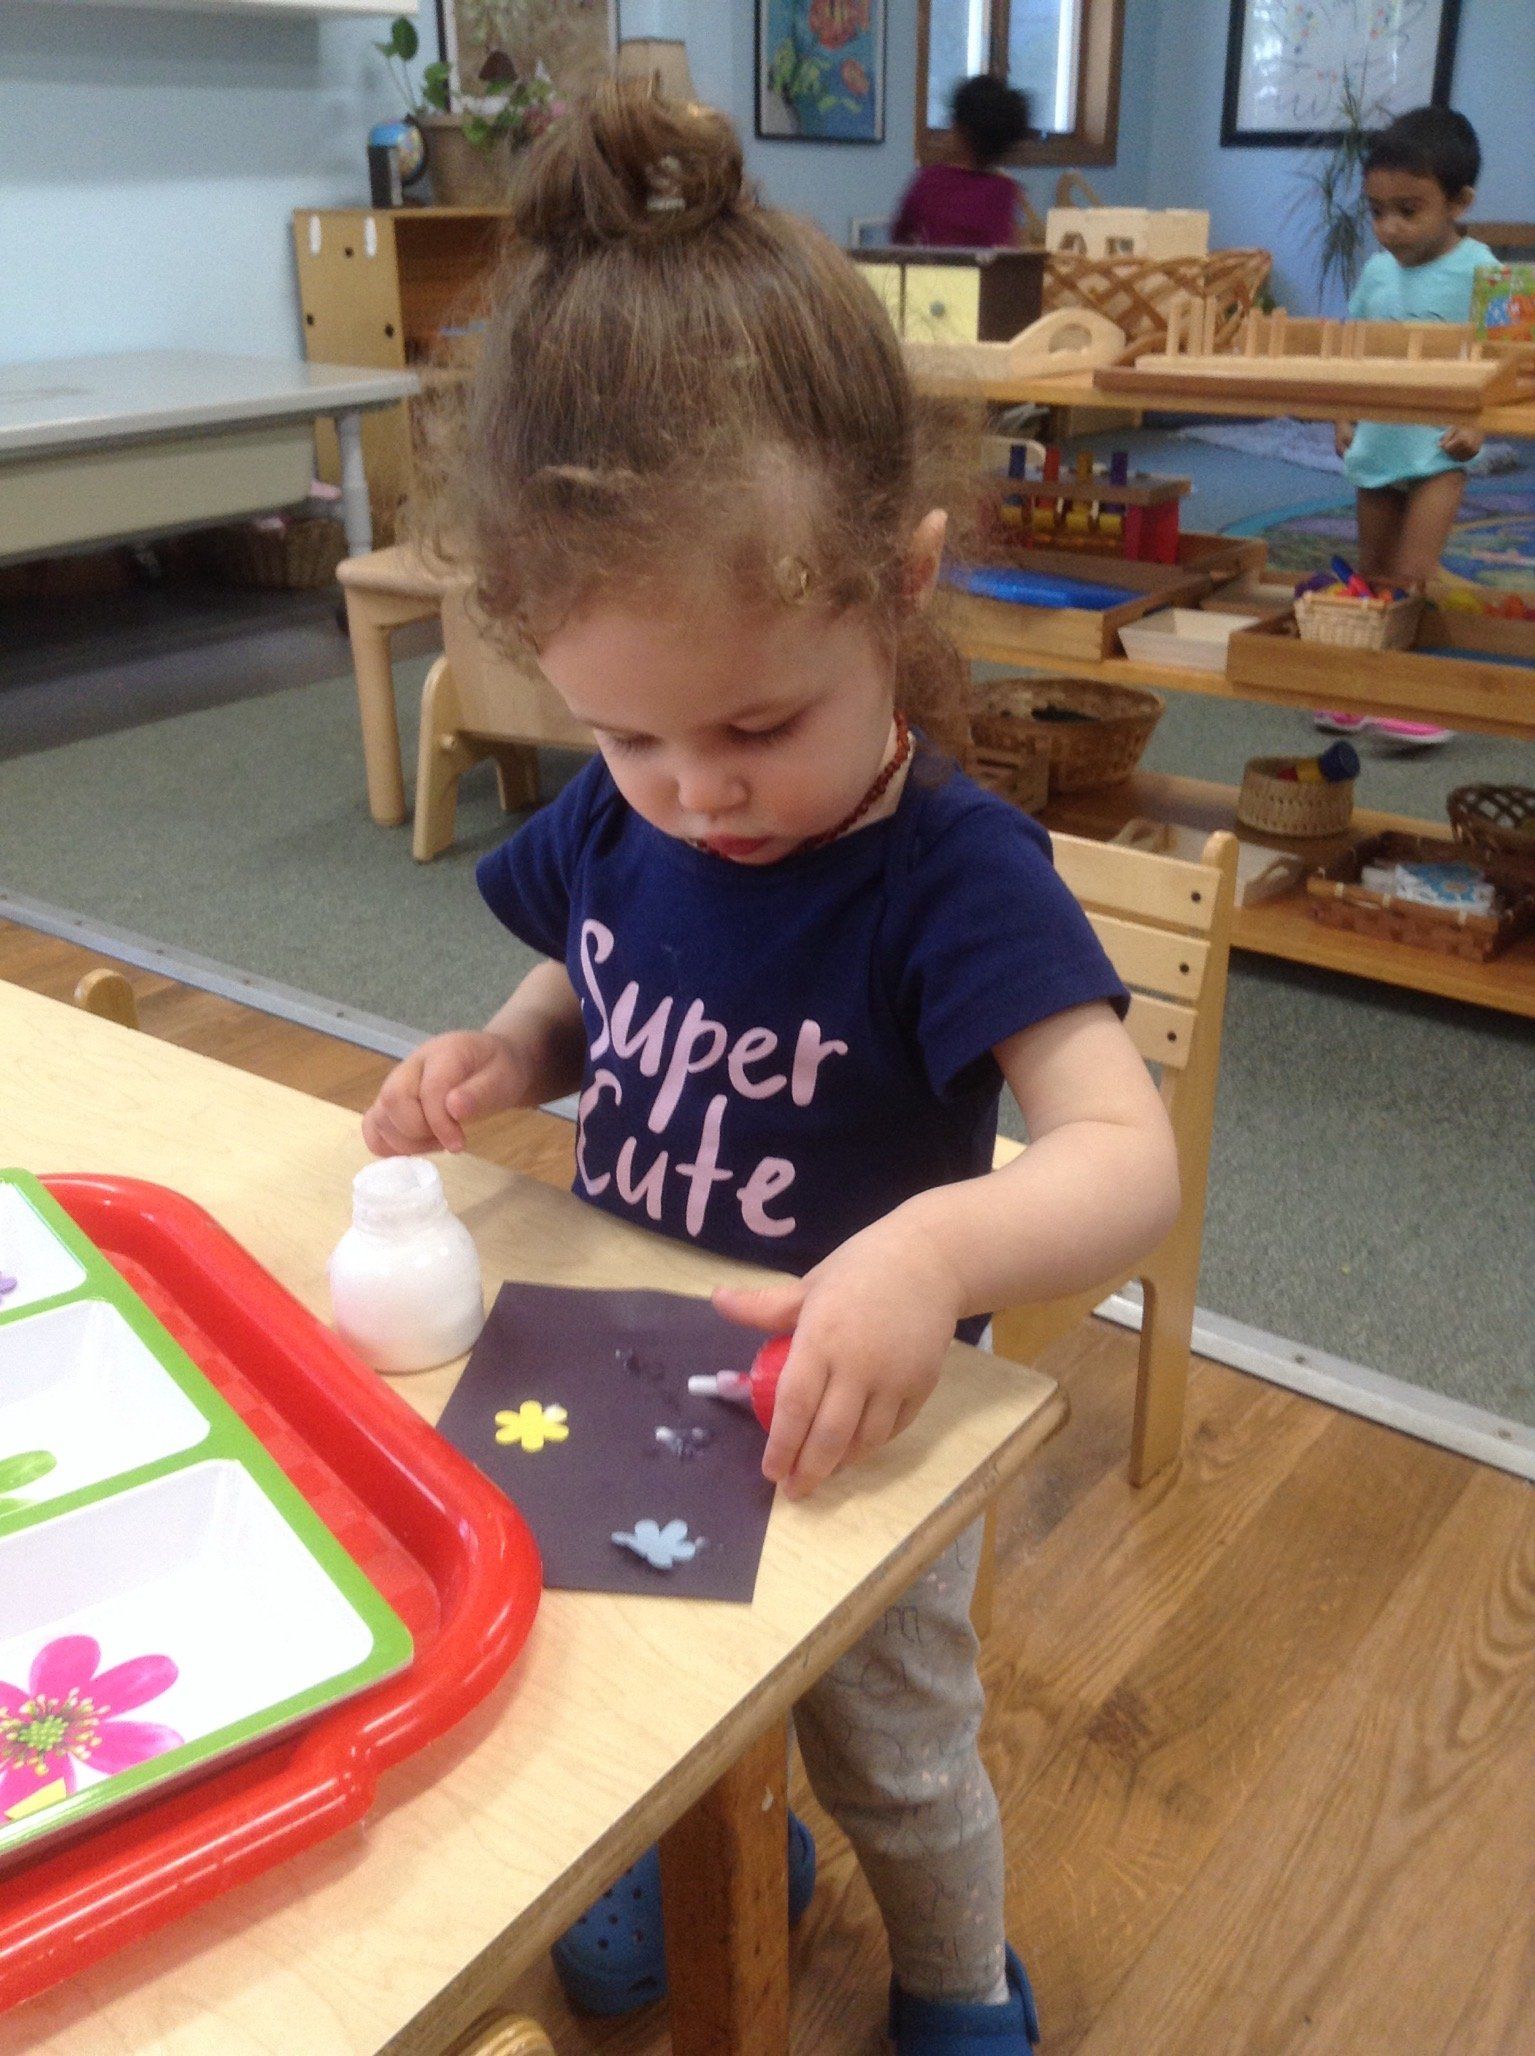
[1307,832,1535,963]
[947,533,1256,666]
[1225,605,1535,738]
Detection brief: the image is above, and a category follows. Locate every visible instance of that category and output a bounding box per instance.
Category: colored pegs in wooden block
[987,448,1190,562]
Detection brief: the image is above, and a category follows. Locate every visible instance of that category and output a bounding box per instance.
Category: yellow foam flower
[494,1401,570,1452]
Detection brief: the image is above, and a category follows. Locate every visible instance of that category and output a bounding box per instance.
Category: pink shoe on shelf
[1372,718,1453,747]
[1313,711,1373,734]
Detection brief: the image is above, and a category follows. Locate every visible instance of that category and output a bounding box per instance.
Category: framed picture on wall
[756,0,887,144]
[1221,0,1462,147]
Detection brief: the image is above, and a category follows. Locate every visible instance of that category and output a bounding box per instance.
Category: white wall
[1142,0,1535,313]
[0,2,407,362]
[23,0,1502,364]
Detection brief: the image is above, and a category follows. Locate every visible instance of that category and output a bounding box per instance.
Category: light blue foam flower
[611,1517,703,1571]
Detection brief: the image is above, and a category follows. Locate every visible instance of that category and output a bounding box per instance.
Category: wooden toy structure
[993,446,1189,564]
[903,307,1126,396]
[1096,300,1534,413]
[1046,204,1209,260]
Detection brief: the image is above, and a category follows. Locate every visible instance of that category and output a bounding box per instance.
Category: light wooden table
[0,984,1064,2056]
[0,352,420,565]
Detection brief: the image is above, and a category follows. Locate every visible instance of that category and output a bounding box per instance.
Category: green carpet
[1,665,1531,1425]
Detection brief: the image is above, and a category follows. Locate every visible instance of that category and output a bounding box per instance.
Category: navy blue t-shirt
[477,753,1128,1334]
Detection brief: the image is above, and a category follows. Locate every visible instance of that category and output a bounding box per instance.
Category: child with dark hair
[892,74,1033,248]
[368,78,1178,2054]
[1321,105,1497,745]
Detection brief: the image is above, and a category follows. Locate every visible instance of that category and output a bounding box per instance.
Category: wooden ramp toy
[1095,299,1531,415]
[906,308,1127,398]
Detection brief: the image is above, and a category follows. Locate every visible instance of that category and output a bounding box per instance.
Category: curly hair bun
[510,78,747,249]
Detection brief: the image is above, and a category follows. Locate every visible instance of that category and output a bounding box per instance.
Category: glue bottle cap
[351,1155,450,1233]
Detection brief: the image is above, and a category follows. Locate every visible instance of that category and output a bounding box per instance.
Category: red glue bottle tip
[689,1333,792,1431]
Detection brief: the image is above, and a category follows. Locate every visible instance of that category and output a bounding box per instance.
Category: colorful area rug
[1234,484,1535,593]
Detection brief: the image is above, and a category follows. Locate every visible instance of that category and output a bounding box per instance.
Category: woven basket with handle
[972,677,1164,794]
[205,515,348,591]
[1044,248,1271,360]
[1295,589,1422,651]
[1448,783,1535,887]
[1236,756,1355,838]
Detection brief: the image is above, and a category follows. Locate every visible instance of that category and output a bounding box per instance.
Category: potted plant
[1292,71,1389,308]
[375,3,588,207]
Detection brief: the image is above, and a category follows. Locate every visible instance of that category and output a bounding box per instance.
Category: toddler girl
[364,81,1179,2054]
[892,74,1033,248]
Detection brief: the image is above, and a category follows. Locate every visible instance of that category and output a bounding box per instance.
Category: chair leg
[343,592,408,827]
[970,1503,998,1640]
[413,657,480,862]
[1129,1258,1196,1487]
[490,743,541,814]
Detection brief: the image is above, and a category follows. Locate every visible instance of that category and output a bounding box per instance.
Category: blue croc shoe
[552,1810,817,2017]
[889,1945,1041,2053]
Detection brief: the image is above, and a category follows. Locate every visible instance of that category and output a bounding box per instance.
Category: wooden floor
[7,920,1534,2056]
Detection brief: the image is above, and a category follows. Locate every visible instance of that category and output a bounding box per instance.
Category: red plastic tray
[0,1175,542,2014]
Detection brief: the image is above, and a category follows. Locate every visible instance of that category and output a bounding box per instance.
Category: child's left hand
[712,1217,963,1500]
[1440,425,1484,461]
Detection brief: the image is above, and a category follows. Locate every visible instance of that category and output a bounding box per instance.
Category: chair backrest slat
[1085,912,1210,1002]
[1124,992,1197,1071]
[1053,831,1218,936]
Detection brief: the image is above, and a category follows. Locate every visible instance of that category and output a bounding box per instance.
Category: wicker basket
[1447,783,1535,888]
[969,727,1052,814]
[972,677,1164,794]
[1236,756,1355,838]
[1307,832,1534,962]
[1043,248,1271,360]
[204,515,348,591]
[1294,589,1423,651]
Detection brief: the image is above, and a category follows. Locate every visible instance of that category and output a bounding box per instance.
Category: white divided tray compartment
[0,1180,88,1316]
[0,1169,413,1863]
[0,1462,388,1859]
[0,1298,210,1518]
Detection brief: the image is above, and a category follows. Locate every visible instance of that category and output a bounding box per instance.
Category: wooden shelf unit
[1042,771,1535,1019]
[948,590,1535,1017]
[292,206,508,536]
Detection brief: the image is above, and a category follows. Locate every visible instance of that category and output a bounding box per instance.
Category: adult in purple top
[892,74,1031,248]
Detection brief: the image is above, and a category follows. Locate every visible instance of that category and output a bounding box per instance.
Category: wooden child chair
[413,584,595,862]
[337,544,456,827]
[971,826,1238,1634]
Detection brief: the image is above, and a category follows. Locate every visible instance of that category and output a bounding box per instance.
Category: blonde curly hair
[419,78,976,759]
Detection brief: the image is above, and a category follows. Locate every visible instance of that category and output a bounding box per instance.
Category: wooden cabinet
[292,206,508,536]
[849,246,1045,343]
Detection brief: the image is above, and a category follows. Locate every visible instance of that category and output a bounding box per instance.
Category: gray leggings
[793,1515,1005,2004]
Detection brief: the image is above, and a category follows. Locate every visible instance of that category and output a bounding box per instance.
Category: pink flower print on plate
[0,1633,181,1824]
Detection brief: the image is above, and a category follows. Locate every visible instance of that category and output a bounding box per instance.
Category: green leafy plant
[1293,71,1390,305]
[375,7,571,155]
[374,16,426,115]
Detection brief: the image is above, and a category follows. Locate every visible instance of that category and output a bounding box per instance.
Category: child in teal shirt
[1322,107,1496,744]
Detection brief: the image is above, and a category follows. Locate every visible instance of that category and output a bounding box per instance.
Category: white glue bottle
[328,1157,485,1373]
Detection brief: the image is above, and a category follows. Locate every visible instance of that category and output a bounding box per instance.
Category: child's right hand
[362,1031,530,1157]
[1334,420,1355,458]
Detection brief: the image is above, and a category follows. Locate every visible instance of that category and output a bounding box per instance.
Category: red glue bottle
[688,1333,791,1431]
